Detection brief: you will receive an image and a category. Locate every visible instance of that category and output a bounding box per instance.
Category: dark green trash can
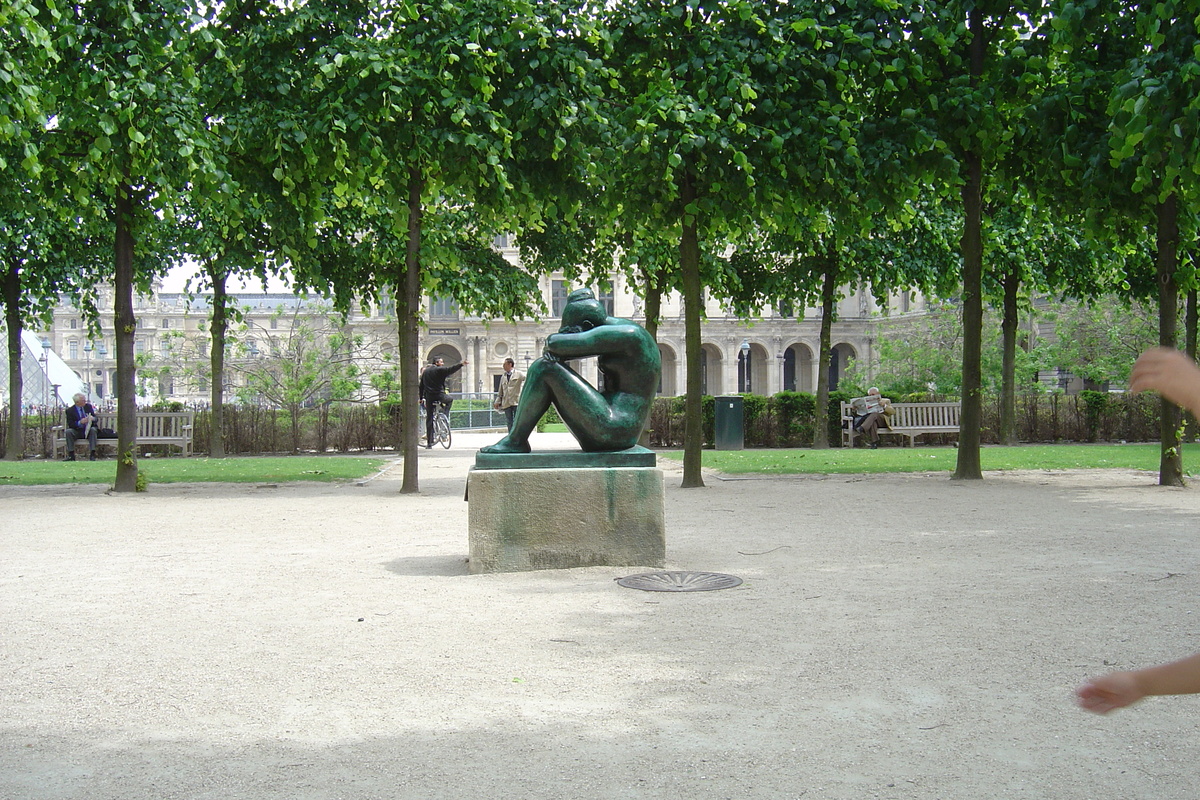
[714,395,744,450]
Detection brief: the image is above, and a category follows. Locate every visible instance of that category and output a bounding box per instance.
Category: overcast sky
[159,265,294,294]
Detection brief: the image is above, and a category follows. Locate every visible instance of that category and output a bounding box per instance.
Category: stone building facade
[34,245,929,405]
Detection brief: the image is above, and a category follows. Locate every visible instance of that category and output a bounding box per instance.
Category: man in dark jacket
[65,392,99,461]
[420,356,467,448]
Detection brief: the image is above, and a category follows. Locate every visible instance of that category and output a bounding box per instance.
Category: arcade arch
[699,343,723,396]
[829,343,858,391]
[737,341,772,394]
[782,343,815,393]
[657,344,678,396]
[424,345,467,392]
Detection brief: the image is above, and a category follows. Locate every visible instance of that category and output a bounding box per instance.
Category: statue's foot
[480,438,532,454]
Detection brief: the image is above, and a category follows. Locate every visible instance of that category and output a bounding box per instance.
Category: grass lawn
[658,443,1200,475]
[0,455,389,487]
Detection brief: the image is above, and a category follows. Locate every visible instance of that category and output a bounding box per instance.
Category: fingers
[1129,348,1200,411]
[1076,684,1122,714]
[1076,672,1143,714]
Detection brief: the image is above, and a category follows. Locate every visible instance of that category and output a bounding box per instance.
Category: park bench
[840,401,961,448]
[52,410,194,459]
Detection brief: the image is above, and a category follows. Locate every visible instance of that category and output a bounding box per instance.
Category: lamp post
[83,342,93,399]
[96,343,107,400]
[40,337,51,408]
[739,339,750,393]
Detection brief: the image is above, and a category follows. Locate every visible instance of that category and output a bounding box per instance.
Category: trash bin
[714,395,744,450]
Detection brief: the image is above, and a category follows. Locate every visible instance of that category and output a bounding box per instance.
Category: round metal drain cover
[617,570,743,592]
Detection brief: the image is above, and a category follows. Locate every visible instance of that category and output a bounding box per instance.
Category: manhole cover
[616,571,743,592]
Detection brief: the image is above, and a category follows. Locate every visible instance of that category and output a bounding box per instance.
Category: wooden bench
[840,401,961,447]
[53,410,194,459]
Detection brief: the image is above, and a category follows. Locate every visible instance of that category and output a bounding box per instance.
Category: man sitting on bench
[65,393,99,461]
[853,388,893,449]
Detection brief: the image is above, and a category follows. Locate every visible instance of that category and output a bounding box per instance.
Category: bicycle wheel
[436,412,452,449]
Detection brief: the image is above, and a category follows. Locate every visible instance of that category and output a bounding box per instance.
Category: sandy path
[3,433,1200,799]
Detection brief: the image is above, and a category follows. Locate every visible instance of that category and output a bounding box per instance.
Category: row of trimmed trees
[2,1,1197,490]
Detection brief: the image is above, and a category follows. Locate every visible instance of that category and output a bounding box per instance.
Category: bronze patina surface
[480,288,660,455]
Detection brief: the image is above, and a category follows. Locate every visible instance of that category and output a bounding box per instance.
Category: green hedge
[646,389,1163,448]
[0,389,1167,458]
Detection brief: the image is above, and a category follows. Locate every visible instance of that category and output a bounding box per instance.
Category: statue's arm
[546,324,636,359]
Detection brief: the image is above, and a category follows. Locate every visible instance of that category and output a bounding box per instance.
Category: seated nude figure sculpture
[481,288,661,454]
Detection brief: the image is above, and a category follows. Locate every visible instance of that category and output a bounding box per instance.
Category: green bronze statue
[481,288,661,454]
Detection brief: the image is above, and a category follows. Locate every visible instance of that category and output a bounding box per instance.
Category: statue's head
[561,288,607,333]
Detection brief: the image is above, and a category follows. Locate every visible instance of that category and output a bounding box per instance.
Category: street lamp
[83,342,93,399]
[739,339,750,393]
[96,343,107,400]
[40,337,51,407]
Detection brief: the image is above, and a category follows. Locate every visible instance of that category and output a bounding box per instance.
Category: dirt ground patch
[4,434,1200,799]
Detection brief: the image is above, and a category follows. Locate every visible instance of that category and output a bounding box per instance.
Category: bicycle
[419,402,452,449]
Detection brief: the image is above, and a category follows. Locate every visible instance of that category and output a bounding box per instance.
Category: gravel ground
[3,432,1200,799]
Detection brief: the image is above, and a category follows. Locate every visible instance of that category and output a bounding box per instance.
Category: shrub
[773,391,815,446]
[1080,389,1110,443]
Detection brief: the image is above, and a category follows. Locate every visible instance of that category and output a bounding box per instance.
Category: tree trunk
[3,257,23,460]
[1185,288,1197,442]
[113,182,138,492]
[318,402,329,453]
[679,172,705,488]
[641,264,662,339]
[1156,192,1183,486]
[400,162,424,494]
[208,264,227,458]
[638,265,662,448]
[290,401,301,453]
[953,6,985,481]
[813,264,836,449]
[998,265,1019,445]
[1187,289,1197,361]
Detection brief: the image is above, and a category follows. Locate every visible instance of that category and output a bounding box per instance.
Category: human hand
[1076,671,1146,714]
[1129,348,1200,414]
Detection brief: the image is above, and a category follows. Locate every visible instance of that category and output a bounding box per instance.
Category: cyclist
[419,355,467,449]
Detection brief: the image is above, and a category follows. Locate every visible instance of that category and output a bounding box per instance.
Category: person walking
[493,358,524,432]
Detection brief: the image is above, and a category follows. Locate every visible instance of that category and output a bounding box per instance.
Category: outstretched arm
[1078,651,1200,714]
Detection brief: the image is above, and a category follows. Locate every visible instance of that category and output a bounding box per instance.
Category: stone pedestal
[467,449,665,574]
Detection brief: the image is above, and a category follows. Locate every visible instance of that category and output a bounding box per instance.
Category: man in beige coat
[494,358,525,431]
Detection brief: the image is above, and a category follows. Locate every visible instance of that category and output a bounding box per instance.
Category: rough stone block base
[468,467,665,574]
